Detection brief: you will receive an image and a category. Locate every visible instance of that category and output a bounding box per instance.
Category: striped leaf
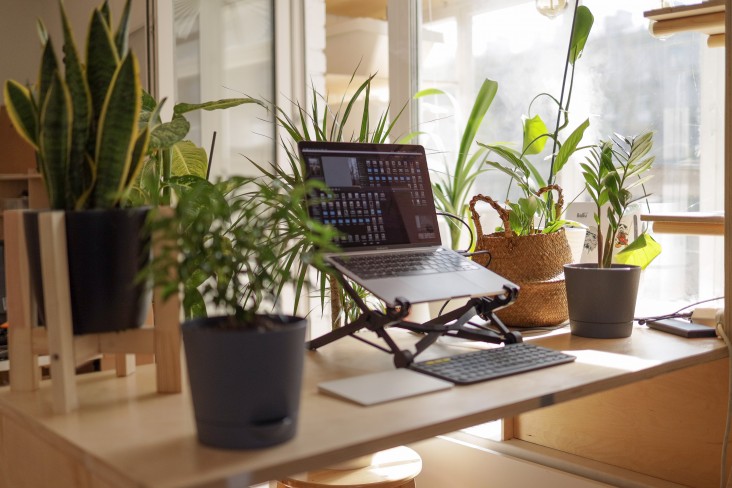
[40,71,72,209]
[61,1,92,205]
[38,39,58,108]
[86,8,120,121]
[114,0,132,56]
[3,80,38,150]
[93,53,141,208]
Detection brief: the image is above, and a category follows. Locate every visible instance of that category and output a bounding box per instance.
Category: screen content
[301,144,442,249]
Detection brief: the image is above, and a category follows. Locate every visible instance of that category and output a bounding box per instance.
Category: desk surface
[0,325,726,488]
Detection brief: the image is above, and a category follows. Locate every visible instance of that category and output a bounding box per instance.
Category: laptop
[299,141,516,307]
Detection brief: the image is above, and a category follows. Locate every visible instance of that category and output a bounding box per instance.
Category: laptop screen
[299,142,442,250]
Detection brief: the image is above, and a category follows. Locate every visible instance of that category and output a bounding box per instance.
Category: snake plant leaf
[125,126,150,187]
[38,38,58,108]
[149,114,190,150]
[4,81,38,150]
[99,1,112,27]
[40,71,72,209]
[94,53,141,208]
[522,114,548,155]
[171,140,208,178]
[569,5,594,65]
[86,8,120,121]
[114,0,132,56]
[60,1,92,205]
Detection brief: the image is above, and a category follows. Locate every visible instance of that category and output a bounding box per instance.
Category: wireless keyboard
[410,343,576,385]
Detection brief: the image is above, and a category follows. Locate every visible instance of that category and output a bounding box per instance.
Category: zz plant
[4,0,147,210]
[581,130,656,268]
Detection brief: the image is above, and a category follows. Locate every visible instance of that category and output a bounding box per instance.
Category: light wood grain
[0,326,724,488]
[514,358,730,488]
[3,210,41,391]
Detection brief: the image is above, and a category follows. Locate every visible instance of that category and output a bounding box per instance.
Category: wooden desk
[0,326,726,488]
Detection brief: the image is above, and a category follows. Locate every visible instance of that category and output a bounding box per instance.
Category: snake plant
[3,0,146,210]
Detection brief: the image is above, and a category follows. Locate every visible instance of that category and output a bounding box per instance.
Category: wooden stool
[273,446,421,488]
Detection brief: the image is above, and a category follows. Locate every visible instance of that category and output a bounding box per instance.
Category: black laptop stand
[305,272,521,369]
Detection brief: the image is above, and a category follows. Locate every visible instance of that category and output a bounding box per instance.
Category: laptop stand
[306,273,521,368]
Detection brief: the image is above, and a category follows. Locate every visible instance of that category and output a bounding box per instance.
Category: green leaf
[569,5,594,65]
[3,81,38,150]
[413,87,448,99]
[114,0,132,56]
[86,8,119,121]
[149,114,190,149]
[38,38,58,107]
[93,53,141,208]
[39,71,72,209]
[553,118,589,175]
[173,97,264,115]
[614,232,662,269]
[171,140,208,178]
[455,79,498,179]
[522,114,548,155]
[60,0,92,205]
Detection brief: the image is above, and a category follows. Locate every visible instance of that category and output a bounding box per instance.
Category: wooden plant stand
[3,209,182,414]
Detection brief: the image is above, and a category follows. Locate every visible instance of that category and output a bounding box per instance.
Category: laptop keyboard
[332,248,481,280]
[410,343,576,385]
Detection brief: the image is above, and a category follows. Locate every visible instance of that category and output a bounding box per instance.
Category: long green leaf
[552,118,589,175]
[455,79,498,180]
[40,71,72,209]
[114,0,132,55]
[60,0,92,205]
[3,81,38,149]
[173,97,264,115]
[86,8,119,121]
[93,53,141,208]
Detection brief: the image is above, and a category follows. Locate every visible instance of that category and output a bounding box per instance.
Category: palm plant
[253,74,408,326]
[418,78,498,250]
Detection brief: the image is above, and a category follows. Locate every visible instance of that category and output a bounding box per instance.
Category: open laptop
[299,141,516,307]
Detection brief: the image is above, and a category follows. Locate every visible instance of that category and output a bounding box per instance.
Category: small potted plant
[564,130,657,338]
[149,175,337,449]
[3,0,151,334]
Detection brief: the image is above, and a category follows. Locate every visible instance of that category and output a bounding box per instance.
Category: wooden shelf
[645,0,725,47]
[641,212,724,235]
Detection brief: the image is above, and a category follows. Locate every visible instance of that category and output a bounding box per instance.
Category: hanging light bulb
[536,0,568,18]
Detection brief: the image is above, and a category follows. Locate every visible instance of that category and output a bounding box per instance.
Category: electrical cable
[436,211,474,252]
[635,296,724,325]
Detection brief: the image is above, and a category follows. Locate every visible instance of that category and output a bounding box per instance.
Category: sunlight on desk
[571,350,662,371]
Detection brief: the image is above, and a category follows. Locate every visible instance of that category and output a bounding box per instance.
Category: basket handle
[536,184,564,219]
[469,194,512,239]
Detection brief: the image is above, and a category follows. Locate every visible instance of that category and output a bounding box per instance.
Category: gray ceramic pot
[564,263,641,339]
[182,314,307,449]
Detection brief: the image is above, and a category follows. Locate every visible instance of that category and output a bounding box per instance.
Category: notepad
[318,368,453,406]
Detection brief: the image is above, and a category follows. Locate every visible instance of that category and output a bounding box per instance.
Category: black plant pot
[64,207,152,335]
[564,263,641,339]
[182,314,307,450]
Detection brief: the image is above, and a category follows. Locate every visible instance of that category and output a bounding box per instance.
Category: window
[418,0,724,315]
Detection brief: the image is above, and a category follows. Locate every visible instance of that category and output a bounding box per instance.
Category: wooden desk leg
[38,211,78,414]
[4,210,41,391]
[152,209,182,394]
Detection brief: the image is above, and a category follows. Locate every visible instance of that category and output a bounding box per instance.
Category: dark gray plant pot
[564,263,641,339]
[64,207,152,335]
[182,314,307,450]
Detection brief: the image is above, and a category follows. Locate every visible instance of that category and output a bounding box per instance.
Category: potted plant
[149,175,337,449]
[565,130,657,338]
[3,0,152,334]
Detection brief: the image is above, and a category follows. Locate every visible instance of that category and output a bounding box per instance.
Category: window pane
[419,0,724,314]
[173,0,274,177]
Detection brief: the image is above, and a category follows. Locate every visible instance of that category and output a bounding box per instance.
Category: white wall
[1,0,147,93]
